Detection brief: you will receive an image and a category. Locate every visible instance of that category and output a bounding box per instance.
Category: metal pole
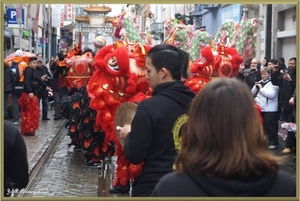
[35,34,39,54]
[19,22,22,50]
[79,24,82,48]
[48,34,51,59]
[29,32,32,52]
[43,28,46,63]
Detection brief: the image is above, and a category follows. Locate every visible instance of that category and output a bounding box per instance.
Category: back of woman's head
[176,78,279,178]
[147,44,189,80]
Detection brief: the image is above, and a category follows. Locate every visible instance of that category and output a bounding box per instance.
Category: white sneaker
[13,122,18,125]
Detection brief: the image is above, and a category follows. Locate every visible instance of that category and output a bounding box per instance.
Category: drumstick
[116,126,121,131]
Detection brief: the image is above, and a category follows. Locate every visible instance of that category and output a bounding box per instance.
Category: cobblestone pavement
[6,109,65,175]
[29,130,129,197]
[29,132,100,197]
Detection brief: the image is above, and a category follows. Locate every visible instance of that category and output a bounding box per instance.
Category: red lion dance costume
[87,41,152,192]
[56,45,114,165]
[185,43,262,120]
[19,93,40,135]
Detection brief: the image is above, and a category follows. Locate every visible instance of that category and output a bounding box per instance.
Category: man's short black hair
[28,57,37,63]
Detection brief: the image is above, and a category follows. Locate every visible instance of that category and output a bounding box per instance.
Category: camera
[255,81,262,89]
[44,74,52,80]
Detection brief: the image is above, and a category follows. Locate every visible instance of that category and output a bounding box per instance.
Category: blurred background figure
[4,62,14,118]
[262,56,270,67]
[4,120,29,197]
[277,57,287,71]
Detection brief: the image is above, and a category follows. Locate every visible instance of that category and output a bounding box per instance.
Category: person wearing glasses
[237,58,261,89]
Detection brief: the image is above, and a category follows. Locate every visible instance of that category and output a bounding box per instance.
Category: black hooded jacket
[151,170,296,197]
[271,68,296,111]
[4,121,29,196]
[124,81,195,197]
[4,64,14,93]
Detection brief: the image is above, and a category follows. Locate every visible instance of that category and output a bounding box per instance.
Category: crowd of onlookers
[237,56,297,155]
[4,51,54,123]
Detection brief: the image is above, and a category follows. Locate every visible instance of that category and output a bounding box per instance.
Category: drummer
[118,44,195,196]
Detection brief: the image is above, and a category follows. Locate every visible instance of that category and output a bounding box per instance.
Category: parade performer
[185,44,263,122]
[112,11,148,44]
[56,44,111,166]
[19,57,52,136]
[87,41,152,193]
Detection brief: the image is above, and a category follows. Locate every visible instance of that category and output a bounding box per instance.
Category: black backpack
[10,61,21,87]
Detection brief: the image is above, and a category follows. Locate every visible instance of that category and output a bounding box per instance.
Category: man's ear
[160,67,168,78]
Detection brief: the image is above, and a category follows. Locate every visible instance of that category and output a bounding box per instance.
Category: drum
[114,102,138,147]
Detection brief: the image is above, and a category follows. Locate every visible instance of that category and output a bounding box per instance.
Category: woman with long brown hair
[152,78,295,197]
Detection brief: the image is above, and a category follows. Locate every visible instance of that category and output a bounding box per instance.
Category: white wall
[282,38,296,61]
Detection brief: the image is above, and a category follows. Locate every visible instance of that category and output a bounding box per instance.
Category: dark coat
[34,65,52,97]
[152,170,296,197]
[236,69,261,89]
[124,81,195,196]
[23,67,48,95]
[4,121,29,196]
[4,64,14,93]
[271,68,296,111]
[51,62,61,91]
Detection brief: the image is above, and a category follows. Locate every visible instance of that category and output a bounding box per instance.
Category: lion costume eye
[108,57,119,71]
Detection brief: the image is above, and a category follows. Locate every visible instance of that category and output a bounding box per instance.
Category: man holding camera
[271,57,296,154]
[35,58,53,120]
[237,58,261,89]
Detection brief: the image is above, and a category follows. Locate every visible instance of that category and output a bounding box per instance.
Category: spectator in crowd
[10,50,28,124]
[151,78,296,197]
[36,53,42,59]
[277,57,287,71]
[51,51,67,120]
[262,56,270,67]
[118,44,195,196]
[236,58,261,89]
[34,57,53,120]
[4,120,29,196]
[252,67,279,150]
[4,62,14,118]
[271,57,297,154]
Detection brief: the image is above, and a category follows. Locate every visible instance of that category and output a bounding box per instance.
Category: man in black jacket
[19,57,51,136]
[236,58,261,89]
[4,62,15,118]
[271,57,296,154]
[34,58,52,120]
[118,44,195,196]
[4,120,29,196]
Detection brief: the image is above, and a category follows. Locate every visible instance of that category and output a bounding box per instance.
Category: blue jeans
[38,96,49,118]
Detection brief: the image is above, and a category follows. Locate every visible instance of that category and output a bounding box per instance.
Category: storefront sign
[65,4,73,21]
[22,30,30,39]
[52,4,62,27]
[221,4,242,22]
[6,8,24,24]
